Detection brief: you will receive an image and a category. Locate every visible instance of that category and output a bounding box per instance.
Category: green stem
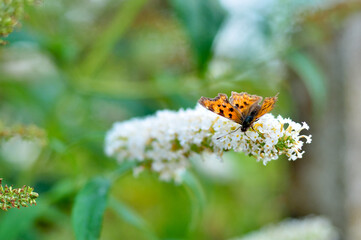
[78,0,148,78]
[109,197,159,240]
[109,161,138,182]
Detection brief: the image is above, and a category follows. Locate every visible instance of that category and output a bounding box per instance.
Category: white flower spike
[230,216,338,240]
[105,105,311,182]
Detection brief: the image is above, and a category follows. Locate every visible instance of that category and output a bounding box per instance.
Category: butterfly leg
[244,130,257,142]
[216,126,241,140]
[244,131,253,141]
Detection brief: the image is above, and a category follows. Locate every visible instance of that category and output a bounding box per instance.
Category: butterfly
[198,92,278,133]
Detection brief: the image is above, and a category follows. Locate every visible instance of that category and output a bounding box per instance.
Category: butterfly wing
[198,93,243,124]
[229,92,262,116]
[254,94,278,119]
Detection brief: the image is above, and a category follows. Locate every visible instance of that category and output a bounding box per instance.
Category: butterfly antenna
[216,126,241,140]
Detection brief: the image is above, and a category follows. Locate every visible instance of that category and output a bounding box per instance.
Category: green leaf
[286,51,327,114]
[109,197,159,240]
[72,177,111,240]
[169,0,225,74]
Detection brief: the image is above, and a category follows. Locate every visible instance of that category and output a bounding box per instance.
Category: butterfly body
[241,114,256,132]
[198,92,278,132]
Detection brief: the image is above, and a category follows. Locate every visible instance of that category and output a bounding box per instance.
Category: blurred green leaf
[78,0,148,78]
[0,200,42,240]
[286,51,327,113]
[72,177,111,240]
[46,177,83,203]
[109,197,159,240]
[169,0,225,74]
[182,171,206,233]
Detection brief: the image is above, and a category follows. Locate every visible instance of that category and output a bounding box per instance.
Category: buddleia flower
[0,178,39,211]
[0,0,36,44]
[229,216,338,240]
[105,105,311,182]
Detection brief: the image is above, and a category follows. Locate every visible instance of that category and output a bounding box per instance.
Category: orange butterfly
[198,92,278,132]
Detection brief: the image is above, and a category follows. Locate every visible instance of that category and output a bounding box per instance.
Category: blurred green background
[1,0,360,239]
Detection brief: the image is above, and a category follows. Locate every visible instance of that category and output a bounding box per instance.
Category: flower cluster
[230,216,338,240]
[105,105,311,182]
[0,0,36,44]
[0,178,39,211]
[214,112,312,163]
[0,122,47,145]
